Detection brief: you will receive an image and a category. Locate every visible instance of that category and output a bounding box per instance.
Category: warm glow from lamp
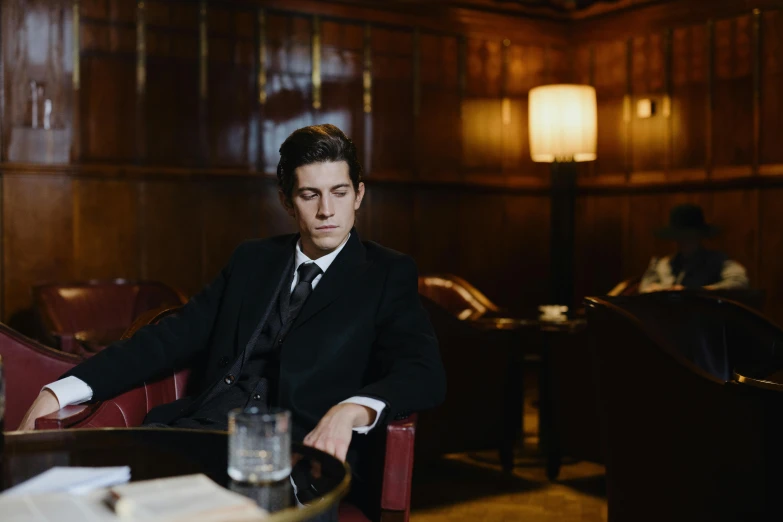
[529,84,597,163]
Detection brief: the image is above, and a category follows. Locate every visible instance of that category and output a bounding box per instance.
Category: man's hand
[18,389,61,431]
[303,403,376,462]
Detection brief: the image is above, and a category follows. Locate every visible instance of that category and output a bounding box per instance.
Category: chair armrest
[35,404,101,430]
[381,414,417,513]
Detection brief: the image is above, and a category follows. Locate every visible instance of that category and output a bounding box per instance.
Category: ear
[279,190,296,218]
[353,182,365,211]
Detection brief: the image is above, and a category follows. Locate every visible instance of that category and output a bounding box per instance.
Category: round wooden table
[1,428,350,521]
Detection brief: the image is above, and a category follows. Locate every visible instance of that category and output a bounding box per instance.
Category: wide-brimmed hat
[655,204,720,240]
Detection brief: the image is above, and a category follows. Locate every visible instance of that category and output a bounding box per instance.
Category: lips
[316,225,338,231]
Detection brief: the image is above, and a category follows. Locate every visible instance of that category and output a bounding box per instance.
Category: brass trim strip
[73,0,80,90]
[501,38,510,98]
[706,19,714,176]
[624,38,633,177]
[413,28,420,118]
[136,0,146,96]
[363,24,372,114]
[311,15,321,110]
[199,0,208,100]
[258,9,267,105]
[734,371,783,392]
[752,9,761,173]
[458,35,466,117]
[664,28,673,172]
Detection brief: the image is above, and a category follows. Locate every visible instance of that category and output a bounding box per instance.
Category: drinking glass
[228,407,291,483]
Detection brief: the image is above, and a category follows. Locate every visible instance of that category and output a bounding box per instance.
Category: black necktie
[287,262,323,323]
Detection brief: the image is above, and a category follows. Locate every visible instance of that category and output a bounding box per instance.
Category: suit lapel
[237,237,296,352]
[290,230,369,332]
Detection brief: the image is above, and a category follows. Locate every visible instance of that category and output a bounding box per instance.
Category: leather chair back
[418,274,500,321]
[33,280,186,354]
[586,294,783,521]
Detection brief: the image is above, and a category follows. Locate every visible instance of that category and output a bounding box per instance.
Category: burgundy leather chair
[0,322,82,431]
[418,274,501,321]
[33,279,186,356]
[30,308,416,522]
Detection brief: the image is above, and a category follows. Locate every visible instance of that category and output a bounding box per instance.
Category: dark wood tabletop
[1,428,350,521]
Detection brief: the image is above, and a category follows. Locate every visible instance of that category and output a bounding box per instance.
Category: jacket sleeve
[61,245,242,402]
[357,255,446,421]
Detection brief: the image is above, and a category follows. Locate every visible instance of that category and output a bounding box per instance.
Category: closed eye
[333,192,347,197]
[301,193,318,201]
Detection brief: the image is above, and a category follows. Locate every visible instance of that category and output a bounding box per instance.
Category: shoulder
[363,240,417,271]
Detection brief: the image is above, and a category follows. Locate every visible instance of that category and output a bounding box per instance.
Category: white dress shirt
[44,233,386,434]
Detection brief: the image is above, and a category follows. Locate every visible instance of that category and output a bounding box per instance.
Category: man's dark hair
[277,124,363,203]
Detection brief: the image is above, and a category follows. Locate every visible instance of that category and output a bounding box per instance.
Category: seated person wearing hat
[639,204,749,294]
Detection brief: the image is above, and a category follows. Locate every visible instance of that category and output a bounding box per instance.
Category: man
[639,204,749,293]
[20,124,446,470]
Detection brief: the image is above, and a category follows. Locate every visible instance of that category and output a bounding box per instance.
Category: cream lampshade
[528,84,597,163]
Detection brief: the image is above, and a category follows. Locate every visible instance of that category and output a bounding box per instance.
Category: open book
[0,474,267,522]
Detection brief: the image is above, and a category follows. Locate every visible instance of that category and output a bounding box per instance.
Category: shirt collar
[294,233,351,275]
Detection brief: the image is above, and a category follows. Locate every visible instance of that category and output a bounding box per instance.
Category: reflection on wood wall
[0,0,563,325]
[573,2,783,324]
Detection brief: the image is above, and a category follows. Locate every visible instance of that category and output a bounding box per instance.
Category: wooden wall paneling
[707,189,759,285]
[711,15,753,173]
[502,42,550,182]
[671,23,708,173]
[759,187,783,324]
[2,173,74,325]
[624,193,672,278]
[593,39,628,177]
[574,194,625,302]
[262,13,313,173]
[319,20,365,161]
[139,178,203,297]
[630,32,667,174]
[761,9,783,168]
[144,1,200,166]
[370,26,413,179]
[415,32,460,182]
[206,5,254,167]
[200,177,264,281]
[456,192,507,305]
[462,37,502,178]
[72,177,140,280]
[504,193,550,313]
[573,44,596,180]
[259,176,296,239]
[3,0,74,163]
[413,188,459,276]
[79,2,136,162]
[363,183,415,256]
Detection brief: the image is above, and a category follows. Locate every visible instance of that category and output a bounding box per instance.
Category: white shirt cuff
[44,376,94,407]
[341,396,386,434]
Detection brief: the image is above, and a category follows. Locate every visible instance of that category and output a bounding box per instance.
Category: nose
[318,194,335,218]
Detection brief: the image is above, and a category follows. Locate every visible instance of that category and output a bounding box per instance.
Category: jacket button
[278,338,284,345]
[252,393,262,401]
[218,356,229,368]
[224,374,235,385]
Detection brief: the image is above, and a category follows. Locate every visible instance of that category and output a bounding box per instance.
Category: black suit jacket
[64,231,446,439]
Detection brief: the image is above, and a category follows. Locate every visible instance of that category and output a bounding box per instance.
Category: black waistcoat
[172,261,297,430]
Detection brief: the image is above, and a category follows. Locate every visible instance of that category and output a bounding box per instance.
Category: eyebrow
[297,183,351,193]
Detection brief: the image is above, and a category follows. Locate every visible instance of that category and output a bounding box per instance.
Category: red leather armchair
[0,322,81,430]
[33,279,186,356]
[29,307,416,522]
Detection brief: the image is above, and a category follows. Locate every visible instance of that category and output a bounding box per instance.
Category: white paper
[2,467,131,497]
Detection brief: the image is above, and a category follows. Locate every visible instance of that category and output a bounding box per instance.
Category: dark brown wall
[573,2,783,324]
[0,0,564,324]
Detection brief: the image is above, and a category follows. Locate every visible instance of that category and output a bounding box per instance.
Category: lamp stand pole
[549,161,577,308]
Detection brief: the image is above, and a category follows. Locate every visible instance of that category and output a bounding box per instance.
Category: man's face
[281,161,364,260]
